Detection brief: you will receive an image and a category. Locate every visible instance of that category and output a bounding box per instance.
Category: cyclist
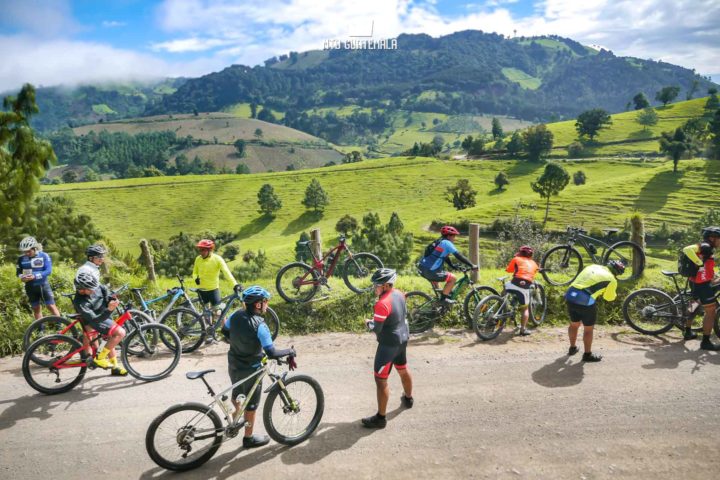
[192,239,237,307]
[77,244,107,282]
[564,260,625,362]
[418,225,477,304]
[72,272,127,376]
[16,236,61,320]
[362,268,414,429]
[504,245,539,336]
[223,286,296,449]
[680,226,720,351]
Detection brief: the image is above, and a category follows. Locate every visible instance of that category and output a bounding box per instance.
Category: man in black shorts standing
[362,268,413,429]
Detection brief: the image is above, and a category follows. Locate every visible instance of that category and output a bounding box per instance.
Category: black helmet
[74,271,99,290]
[86,244,107,258]
[606,260,626,276]
[702,226,720,240]
[371,268,397,286]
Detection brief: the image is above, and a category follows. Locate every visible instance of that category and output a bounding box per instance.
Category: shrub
[568,142,584,158]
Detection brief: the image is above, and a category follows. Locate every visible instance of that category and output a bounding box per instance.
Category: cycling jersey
[227,309,273,367]
[372,288,409,346]
[565,265,617,306]
[77,261,101,282]
[192,253,237,291]
[419,239,458,271]
[16,251,53,287]
[506,256,539,282]
[683,243,715,284]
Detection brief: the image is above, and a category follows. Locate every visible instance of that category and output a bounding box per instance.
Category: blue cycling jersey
[16,252,53,286]
[419,239,458,271]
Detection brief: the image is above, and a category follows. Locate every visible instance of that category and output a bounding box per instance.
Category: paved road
[1,327,719,480]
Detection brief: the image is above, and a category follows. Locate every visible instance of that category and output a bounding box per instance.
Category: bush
[232,250,267,282]
[573,170,587,185]
[493,216,552,268]
[568,142,585,158]
[223,244,240,262]
[350,212,414,271]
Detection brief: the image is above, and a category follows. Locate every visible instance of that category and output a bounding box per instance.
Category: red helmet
[196,239,215,250]
[440,225,460,236]
[518,245,534,257]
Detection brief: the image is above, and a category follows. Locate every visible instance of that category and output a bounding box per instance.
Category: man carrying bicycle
[362,268,414,429]
[72,272,127,376]
[77,244,107,282]
[223,286,296,448]
[564,260,625,362]
[680,226,720,351]
[504,245,539,336]
[16,236,61,320]
[418,226,477,304]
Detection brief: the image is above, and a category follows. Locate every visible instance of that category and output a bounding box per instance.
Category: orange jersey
[506,256,539,282]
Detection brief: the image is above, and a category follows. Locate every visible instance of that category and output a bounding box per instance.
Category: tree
[522,124,554,162]
[250,102,258,118]
[61,170,78,183]
[567,142,584,157]
[494,171,509,190]
[446,179,477,210]
[632,92,650,110]
[686,79,699,100]
[709,109,720,160]
[431,134,445,152]
[461,135,486,156]
[655,86,680,106]
[506,131,524,156]
[234,139,246,157]
[336,214,358,234]
[350,212,414,270]
[573,170,587,185]
[223,244,239,261]
[659,127,692,172]
[257,183,282,216]
[491,118,504,139]
[636,107,659,131]
[343,151,362,163]
[257,108,276,123]
[301,178,329,212]
[0,84,57,225]
[294,231,312,262]
[705,93,719,112]
[84,168,99,182]
[235,163,250,174]
[575,109,612,140]
[254,128,263,139]
[531,163,570,226]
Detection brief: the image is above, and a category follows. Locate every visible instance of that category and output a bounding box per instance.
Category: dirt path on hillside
[1,326,719,480]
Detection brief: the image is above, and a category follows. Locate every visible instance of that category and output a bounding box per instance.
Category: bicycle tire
[342,253,383,294]
[671,293,704,333]
[23,316,82,361]
[472,295,509,341]
[541,245,583,286]
[121,324,181,381]
[263,374,325,446]
[622,288,676,335]
[265,306,281,341]
[22,335,87,395]
[463,286,500,328]
[404,291,436,334]
[528,283,547,327]
[160,307,205,353]
[603,240,646,282]
[276,262,320,303]
[124,310,155,356]
[145,402,224,472]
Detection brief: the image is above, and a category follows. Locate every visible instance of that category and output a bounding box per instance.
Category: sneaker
[518,328,533,336]
[242,434,270,448]
[205,337,219,345]
[700,339,720,351]
[110,366,128,376]
[93,357,113,369]
[568,346,579,356]
[683,330,698,341]
[582,352,602,362]
[401,394,414,409]
[440,296,456,305]
[361,414,387,429]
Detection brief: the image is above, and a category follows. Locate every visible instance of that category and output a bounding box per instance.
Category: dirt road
[1,327,719,480]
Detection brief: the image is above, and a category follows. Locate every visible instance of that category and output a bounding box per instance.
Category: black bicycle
[541,226,645,286]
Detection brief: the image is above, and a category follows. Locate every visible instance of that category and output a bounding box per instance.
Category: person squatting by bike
[222,285,296,448]
[16,236,61,320]
[362,268,414,429]
[72,271,127,376]
[418,226,478,304]
[504,245,540,336]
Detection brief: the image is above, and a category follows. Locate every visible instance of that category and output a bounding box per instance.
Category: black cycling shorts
[85,318,119,336]
[566,301,598,327]
[25,283,55,307]
[229,363,263,411]
[419,266,450,283]
[373,343,408,379]
[198,288,222,306]
[690,281,716,306]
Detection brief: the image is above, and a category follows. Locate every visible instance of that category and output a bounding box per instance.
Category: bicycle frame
[303,236,351,279]
[563,228,614,263]
[425,269,473,299]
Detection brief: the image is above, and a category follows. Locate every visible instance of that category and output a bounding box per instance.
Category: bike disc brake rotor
[640,305,658,319]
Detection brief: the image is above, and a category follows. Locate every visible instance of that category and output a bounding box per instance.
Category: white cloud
[102,20,127,28]
[151,37,238,52]
[0,0,80,37]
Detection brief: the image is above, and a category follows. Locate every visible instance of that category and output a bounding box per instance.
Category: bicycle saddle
[186,369,216,380]
[661,270,680,277]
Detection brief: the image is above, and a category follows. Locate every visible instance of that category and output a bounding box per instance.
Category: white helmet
[19,236,39,251]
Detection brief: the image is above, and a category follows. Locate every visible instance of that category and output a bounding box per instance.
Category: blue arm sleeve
[256,322,273,349]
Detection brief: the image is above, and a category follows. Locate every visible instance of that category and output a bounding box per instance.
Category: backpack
[423,238,443,260]
[677,249,700,277]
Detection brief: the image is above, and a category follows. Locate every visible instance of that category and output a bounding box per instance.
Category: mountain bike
[145,354,324,472]
[404,267,499,334]
[275,234,383,303]
[132,276,201,322]
[161,284,280,353]
[22,298,182,394]
[471,276,547,341]
[541,226,645,286]
[622,270,720,336]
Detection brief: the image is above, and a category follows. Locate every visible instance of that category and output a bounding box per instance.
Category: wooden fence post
[310,228,323,260]
[630,214,645,275]
[139,239,157,283]
[469,223,480,282]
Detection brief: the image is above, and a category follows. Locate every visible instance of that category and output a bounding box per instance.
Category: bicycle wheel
[604,240,646,281]
[528,283,547,327]
[122,324,181,381]
[622,288,676,335]
[472,295,510,341]
[342,253,383,294]
[405,291,437,334]
[22,335,87,395]
[23,316,82,362]
[276,262,320,303]
[146,402,224,472]
[672,293,704,333]
[124,310,155,356]
[160,307,205,353]
[541,245,583,286]
[263,374,324,446]
[463,286,500,328]
[265,307,281,341]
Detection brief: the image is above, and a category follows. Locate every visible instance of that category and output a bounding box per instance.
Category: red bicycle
[275,234,383,303]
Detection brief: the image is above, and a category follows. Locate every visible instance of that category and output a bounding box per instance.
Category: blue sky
[0,0,718,91]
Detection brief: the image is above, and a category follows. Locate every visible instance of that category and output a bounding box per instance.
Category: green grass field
[501,68,542,90]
